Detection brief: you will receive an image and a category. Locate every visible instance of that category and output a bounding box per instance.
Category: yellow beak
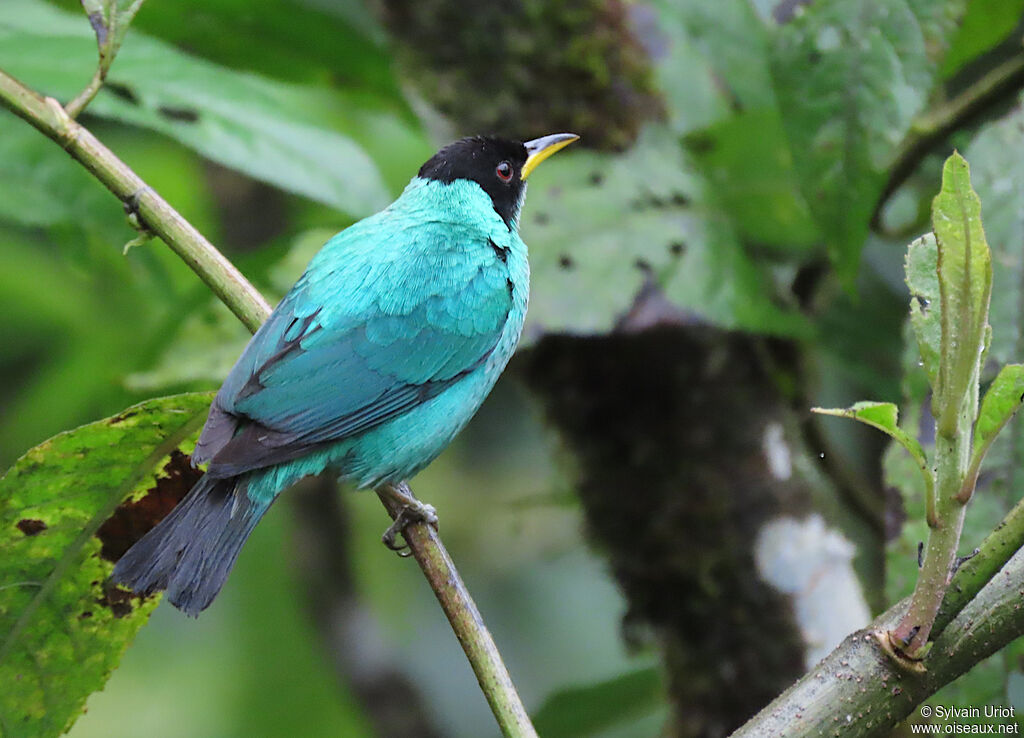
[521,133,579,180]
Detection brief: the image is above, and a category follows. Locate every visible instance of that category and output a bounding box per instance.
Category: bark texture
[523,326,816,736]
[376,0,662,149]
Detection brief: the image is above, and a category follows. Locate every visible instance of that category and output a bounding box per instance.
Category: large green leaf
[651,0,820,255]
[0,0,395,215]
[684,108,819,252]
[770,0,963,282]
[0,393,212,738]
[85,0,391,85]
[651,0,776,134]
[522,127,808,340]
[941,0,1024,78]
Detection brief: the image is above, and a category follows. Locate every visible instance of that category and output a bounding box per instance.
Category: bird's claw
[381,501,438,556]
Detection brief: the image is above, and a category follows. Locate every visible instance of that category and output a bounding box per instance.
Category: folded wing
[193,242,512,477]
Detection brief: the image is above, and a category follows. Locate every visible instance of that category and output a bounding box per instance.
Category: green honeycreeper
[113,133,578,616]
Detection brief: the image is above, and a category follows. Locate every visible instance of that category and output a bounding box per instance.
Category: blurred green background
[4,0,1024,735]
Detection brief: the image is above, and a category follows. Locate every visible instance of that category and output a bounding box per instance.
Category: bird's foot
[378,482,438,556]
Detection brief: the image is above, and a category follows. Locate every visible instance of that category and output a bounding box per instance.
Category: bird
[112,132,579,616]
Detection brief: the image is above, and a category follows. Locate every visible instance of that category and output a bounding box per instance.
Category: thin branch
[888,428,970,656]
[65,65,104,119]
[0,68,269,332]
[376,483,538,738]
[875,51,1024,223]
[0,65,536,737]
[67,0,149,118]
[933,492,1024,632]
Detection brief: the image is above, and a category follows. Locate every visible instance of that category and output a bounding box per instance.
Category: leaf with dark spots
[104,81,139,105]
[96,450,202,562]
[157,105,200,123]
[1,2,396,216]
[669,242,686,256]
[16,519,46,536]
[525,129,807,339]
[110,409,139,424]
[683,131,716,155]
[97,584,138,618]
[0,393,211,738]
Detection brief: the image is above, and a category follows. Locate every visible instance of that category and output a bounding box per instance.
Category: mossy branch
[0,66,537,738]
[733,498,1024,736]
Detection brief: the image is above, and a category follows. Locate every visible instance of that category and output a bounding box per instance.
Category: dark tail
[111,474,268,617]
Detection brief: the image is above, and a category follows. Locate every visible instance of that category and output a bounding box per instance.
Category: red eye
[496,161,513,182]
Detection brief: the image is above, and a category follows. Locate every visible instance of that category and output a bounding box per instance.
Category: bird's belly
[338,366,501,486]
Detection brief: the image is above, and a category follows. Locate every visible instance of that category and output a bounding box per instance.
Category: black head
[418,136,529,228]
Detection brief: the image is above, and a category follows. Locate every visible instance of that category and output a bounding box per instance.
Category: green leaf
[683,109,819,252]
[126,227,333,393]
[523,127,808,340]
[932,152,992,432]
[770,0,961,283]
[651,0,776,134]
[0,393,212,738]
[906,232,941,390]
[0,0,395,216]
[118,0,390,87]
[813,401,928,478]
[0,119,119,232]
[971,364,1024,469]
[532,667,663,737]
[941,0,1024,78]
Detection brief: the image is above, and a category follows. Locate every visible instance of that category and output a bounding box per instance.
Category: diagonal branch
[0,65,536,738]
[0,68,269,332]
[732,492,1024,736]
